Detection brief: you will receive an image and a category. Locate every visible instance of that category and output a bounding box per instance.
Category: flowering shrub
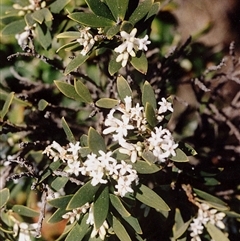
[1,0,240,241]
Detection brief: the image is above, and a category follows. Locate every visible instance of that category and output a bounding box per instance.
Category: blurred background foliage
[1,0,240,240]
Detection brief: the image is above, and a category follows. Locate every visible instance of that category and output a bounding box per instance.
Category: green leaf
[85,0,114,20]
[110,194,130,217]
[146,2,160,21]
[0,92,14,120]
[38,160,62,183]
[12,205,39,218]
[35,23,52,50]
[123,215,142,234]
[96,98,119,108]
[105,0,129,20]
[57,31,81,39]
[48,195,73,209]
[64,54,89,75]
[205,222,230,241]
[62,117,76,143]
[66,215,90,241]
[74,79,93,104]
[141,150,157,164]
[54,80,83,101]
[51,176,68,191]
[67,181,100,210]
[111,215,132,241]
[145,102,157,127]
[169,148,189,162]
[193,188,228,210]
[31,8,53,24]
[47,208,68,223]
[178,142,197,156]
[68,12,115,28]
[56,41,80,53]
[93,185,109,229]
[129,0,153,25]
[49,0,71,14]
[25,13,36,26]
[117,76,132,102]
[38,99,49,111]
[88,127,107,154]
[106,25,120,39]
[120,21,134,33]
[131,160,160,174]
[130,52,148,74]
[135,184,170,211]
[108,54,122,76]
[0,188,10,209]
[142,81,156,109]
[1,19,25,35]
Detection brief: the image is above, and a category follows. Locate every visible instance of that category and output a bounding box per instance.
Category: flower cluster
[103,96,178,163]
[13,0,46,49]
[189,203,226,241]
[13,222,38,241]
[114,28,151,67]
[43,142,138,197]
[77,27,95,56]
[13,0,46,15]
[62,203,90,224]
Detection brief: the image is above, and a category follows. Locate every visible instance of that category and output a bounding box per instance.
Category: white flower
[147,127,178,163]
[66,159,82,176]
[158,98,173,114]
[42,141,67,162]
[77,27,95,56]
[67,141,81,157]
[114,28,150,67]
[13,222,38,241]
[62,203,90,224]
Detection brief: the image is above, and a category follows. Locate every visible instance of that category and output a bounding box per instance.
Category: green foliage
[1,0,239,241]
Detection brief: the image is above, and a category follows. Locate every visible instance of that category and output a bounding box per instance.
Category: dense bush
[1,1,240,241]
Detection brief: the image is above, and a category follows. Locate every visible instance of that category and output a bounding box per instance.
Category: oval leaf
[85,0,114,20]
[123,215,142,234]
[169,148,189,162]
[108,54,122,76]
[35,23,52,50]
[62,117,76,143]
[141,150,157,164]
[12,205,39,217]
[131,160,160,174]
[129,0,153,25]
[145,102,157,127]
[88,127,107,154]
[93,185,109,229]
[205,222,230,241]
[74,79,93,103]
[110,194,130,217]
[142,81,156,109]
[135,184,170,211]
[117,76,132,102]
[105,0,129,20]
[130,52,148,74]
[48,195,73,209]
[54,80,83,101]
[65,216,90,241]
[112,215,132,241]
[2,20,25,35]
[0,188,10,209]
[68,12,115,28]
[38,99,49,111]
[49,0,71,14]
[64,54,89,75]
[67,181,100,210]
[96,98,119,108]
[193,188,227,210]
